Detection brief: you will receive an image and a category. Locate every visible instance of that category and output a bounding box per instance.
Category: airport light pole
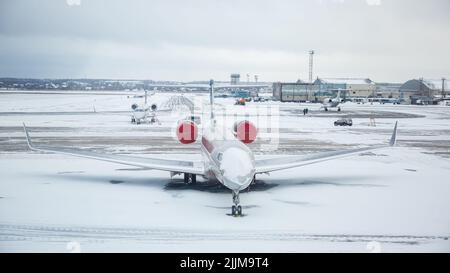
[209,79,214,121]
[442,78,446,99]
[308,50,315,102]
[309,50,314,84]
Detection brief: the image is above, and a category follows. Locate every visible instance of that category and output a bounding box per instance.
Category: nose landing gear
[183,173,196,184]
[231,191,242,216]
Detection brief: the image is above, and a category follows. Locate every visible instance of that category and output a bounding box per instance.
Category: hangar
[399,79,448,104]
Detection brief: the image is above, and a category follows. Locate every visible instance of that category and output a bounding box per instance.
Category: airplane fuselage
[322,90,342,110]
[325,100,340,108]
[200,132,255,193]
[133,109,147,120]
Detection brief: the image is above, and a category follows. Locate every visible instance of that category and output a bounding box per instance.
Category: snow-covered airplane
[131,91,159,124]
[23,80,398,216]
[321,90,343,111]
[131,103,159,125]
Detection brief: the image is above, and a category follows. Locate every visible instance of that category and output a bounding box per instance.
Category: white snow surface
[0,92,449,252]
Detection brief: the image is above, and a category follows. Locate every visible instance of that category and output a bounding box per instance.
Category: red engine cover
[235,121,257,144]
[176,121,198,144]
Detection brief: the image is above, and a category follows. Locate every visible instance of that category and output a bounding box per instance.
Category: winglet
[23,123,34,149]
[389,121,398,147]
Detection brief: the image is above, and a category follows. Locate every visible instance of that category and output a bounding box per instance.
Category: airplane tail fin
[23,123,34,150]
[389,121,398,146]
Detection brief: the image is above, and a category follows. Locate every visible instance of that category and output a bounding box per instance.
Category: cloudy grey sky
[0,0,449,82]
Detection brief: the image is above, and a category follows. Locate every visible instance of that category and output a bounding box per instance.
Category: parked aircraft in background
[321,90,343,111]
[131,90,160,125]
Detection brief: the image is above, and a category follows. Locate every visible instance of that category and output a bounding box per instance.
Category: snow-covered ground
[0,92,449,252]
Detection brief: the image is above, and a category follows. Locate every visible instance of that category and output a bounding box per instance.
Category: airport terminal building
[273,77,448,104]
[273,78,376,102]
[272,82,318,102]
[314,78,376,98]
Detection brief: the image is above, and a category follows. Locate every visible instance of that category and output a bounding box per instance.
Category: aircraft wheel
[338,107,341,112]
[232,206,237,216]
[237,205,242,216]
[325,107,328,111]
[184,173,196,184]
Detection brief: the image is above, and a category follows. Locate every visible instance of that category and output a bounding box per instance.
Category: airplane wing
[23,124,205,175]
[255,122,398,174]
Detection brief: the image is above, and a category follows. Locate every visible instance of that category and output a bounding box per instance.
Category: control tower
[230,74,240,85]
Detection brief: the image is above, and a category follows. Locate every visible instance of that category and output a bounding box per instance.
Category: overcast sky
[0,0,449,82]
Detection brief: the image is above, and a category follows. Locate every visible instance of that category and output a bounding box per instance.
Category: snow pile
[160,95,194,112]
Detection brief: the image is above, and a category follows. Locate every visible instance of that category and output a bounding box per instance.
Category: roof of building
[315,78,375,85]
[400,79,449,92]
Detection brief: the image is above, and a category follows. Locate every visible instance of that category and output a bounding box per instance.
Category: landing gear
[131,117,136,123]
[338,107,341,112]
[183,173,196,185]
[324,107,328,111]
[248,175,256,192]
[231,191,242,216]
[232,205,242,216]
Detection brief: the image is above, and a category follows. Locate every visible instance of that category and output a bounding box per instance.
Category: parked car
[253,97,268,102]
[334,118,353,126]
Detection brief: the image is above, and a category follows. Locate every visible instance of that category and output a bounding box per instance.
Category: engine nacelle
[234,120,257,144]
[151,104,157,111]
[176,120,198,144]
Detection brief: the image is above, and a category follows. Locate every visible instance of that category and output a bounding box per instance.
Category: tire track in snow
[0,223,448,246]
